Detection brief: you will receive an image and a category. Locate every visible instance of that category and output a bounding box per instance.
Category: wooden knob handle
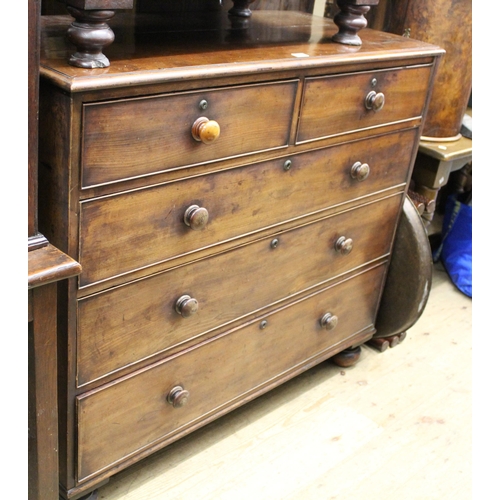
[320,313,338,331]
[192,117,221,144]
[175,295,199,318]
[365,90,385,112]
[166,386,190,408]
[184,205,209,230]
[335,236,353,255]
[350,161,370,181]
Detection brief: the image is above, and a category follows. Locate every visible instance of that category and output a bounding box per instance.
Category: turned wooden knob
[166,386,190,408]
[192,117,221,144]
[335,236,353,255]
[320,313,339,330]
[184,205,209,230]
[351,161,370,181]
[175,295,199,318]
[365,90,385,112]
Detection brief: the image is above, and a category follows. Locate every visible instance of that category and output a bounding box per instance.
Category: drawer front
[77,194,402,385]
[79,129,416,286]
[77,263,386,481]
[297,65,432,143]
[81,81,298,188]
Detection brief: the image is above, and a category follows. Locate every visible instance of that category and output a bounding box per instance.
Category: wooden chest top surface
[40,10,443,91]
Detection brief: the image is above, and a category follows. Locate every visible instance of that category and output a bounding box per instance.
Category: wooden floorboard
[98,263,472,500]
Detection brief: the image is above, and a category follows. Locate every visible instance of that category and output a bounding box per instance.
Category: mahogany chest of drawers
[38,9,442,499]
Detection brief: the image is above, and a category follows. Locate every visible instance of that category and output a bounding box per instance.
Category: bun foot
[84,491,99,500]
[332,345,361,367]
[61,490,98,500]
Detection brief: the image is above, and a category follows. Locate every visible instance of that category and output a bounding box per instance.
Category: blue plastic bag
[434,194,472,297]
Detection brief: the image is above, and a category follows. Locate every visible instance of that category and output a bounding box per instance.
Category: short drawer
[76,263,386,481]
[79,129,416,286]
[297,65,432,143]
[81,81,298,188]
[77,194,402,386]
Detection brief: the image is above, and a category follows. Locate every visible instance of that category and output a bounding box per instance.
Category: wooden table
[411,109,472,220]
[28,245,81,500]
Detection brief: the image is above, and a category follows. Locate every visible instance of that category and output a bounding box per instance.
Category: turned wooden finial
[332,0,379,46]
[66,6,116,68]
[228,0,257,18]
[64,0,134,68]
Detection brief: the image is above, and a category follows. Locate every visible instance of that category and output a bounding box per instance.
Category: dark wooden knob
[192,117,221,144]
[351,161,370,181]
[175,295,199,318]
[335,236,353,255]
[365,90,385,112]
[184,205,209,230]
[320,313,338,330]
[166,386,190,408]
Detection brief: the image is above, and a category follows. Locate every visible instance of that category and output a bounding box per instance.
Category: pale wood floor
[98,263,472,500]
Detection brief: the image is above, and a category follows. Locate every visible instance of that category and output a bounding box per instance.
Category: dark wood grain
[384,0,472,139]
[39,11,443,93]
[297,65,432,143]
[76,264,386,481]
[374,195,433,338]
[77,194,402,386]
[28,246,81,500]
[78,130,415,286]
[37,12,442,498]
[28,244,82,289]
[28,0,41,241]
[28,2,83,499]
[81,81,298,187]
[28,283,58,500]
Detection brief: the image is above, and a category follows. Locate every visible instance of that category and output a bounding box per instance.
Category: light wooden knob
[351,161,370,181]
[365,90,385,112]
[192,117,220,144]
[184,205,209,230]
[175,295,199,318]
[320,313,338,331]
[335,236,353,255]
[166,386,190,408]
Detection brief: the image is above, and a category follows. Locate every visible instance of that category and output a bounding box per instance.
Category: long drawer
[76,263,386,481]
[81,81,298,188]
[77,194,402,386]
[297,65,432,143]
[79,129,416,286]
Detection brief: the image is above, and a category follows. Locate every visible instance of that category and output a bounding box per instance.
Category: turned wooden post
[64,0,134,68]
[332,0,379,46]
[229,0,257,18]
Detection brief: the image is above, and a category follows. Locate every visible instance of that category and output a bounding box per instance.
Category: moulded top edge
[40,49,443,93]
[39,11,444,93]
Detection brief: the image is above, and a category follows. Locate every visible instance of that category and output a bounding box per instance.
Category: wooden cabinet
[38,9,442,498]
